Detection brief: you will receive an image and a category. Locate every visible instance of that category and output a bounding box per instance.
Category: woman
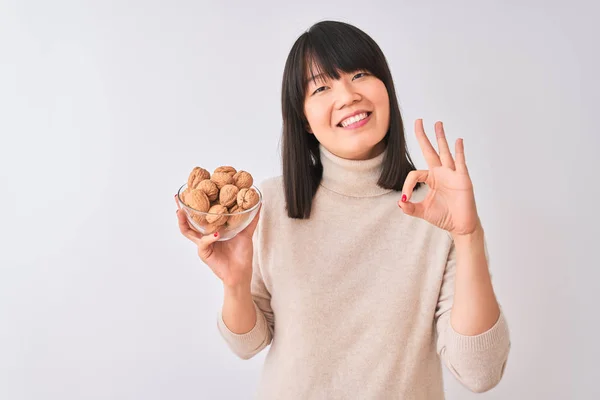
[176,20,510,399]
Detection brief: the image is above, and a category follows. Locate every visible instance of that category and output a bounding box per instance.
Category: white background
[1,0,598,398]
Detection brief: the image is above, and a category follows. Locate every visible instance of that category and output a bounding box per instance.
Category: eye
[309,72,368,95]
[312,86,327,95]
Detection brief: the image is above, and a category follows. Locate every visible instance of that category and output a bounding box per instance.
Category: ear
[303,116,313,134]
[305,121,313,134]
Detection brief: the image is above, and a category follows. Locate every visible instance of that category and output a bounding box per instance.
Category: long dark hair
[281,20,420,219]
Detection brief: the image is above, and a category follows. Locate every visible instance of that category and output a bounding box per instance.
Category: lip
[337,110,371,127]
[338,112,372,130]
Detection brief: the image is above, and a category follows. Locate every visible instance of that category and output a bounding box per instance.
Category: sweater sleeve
[435,237,511,393]
[216,223,275,360]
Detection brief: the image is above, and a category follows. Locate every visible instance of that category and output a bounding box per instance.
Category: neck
[318,143,393,198]
[334,141,387,161]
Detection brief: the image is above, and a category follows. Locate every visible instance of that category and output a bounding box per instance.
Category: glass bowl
[176,183,262,241]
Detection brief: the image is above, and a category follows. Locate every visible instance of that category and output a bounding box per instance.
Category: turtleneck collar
[318,143,394,198]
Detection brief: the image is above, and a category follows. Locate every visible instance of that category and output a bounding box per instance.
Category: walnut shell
[187,189,210,212]
[211,172,234,190]
[214,166,237,176]
[219,184,239,208]
[237,188,259,210]
[187,167,211,189]
[201,221,221,234]
[227,205,246,229]
[196,179,219,201]
[180,188,191,205]
[206,204,229,226]
[191,213,207,226]
[232,170,253,189]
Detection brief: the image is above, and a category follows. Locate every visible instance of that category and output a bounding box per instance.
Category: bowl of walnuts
[176,165,262,241]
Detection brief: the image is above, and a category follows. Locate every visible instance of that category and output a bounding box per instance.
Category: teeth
[340,112,368,127]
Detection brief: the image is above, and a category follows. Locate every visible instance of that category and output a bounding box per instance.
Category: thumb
[398,199,425,219]
[197,230,222,261]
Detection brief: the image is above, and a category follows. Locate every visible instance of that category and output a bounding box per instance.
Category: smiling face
[303,67,390,160]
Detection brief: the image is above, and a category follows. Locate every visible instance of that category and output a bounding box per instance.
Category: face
[303,67,390,160]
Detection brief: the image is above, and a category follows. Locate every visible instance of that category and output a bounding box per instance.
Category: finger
[399,170,428,204]
[398,199,426,220]
[177,208,204,246]
[196,229,221,262]
[435,121,455,170]
[415,119,442,168]
[238,204,262,239]
[455,138,468,174]
[176,193,202,244]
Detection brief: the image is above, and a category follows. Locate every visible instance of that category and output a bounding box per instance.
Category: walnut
[232,170,253,189]
[180,188,191,205]
[211,172,234,190]
[214,166,237,176]
[190,213,206,227]
[187,167,211,189]
[196,179,219,201]
[237,188,259,210]
[227,205,246,229]
[206,204,229,226]
[187,189,210,212]
[201,221,221,234]
[219,184,239,208]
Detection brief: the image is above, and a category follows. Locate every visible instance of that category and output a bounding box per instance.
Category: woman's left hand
[397,119,481,237]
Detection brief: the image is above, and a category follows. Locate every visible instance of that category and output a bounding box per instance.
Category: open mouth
[337,112,372,128]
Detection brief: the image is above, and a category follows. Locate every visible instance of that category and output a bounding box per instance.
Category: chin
[343,136,385,157]
[334,143,382,160]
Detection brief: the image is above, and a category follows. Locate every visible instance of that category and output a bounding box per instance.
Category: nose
[334,81,361,109]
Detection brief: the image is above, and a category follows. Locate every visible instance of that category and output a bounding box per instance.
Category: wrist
[224,282,252,299]
[452,219,484,243]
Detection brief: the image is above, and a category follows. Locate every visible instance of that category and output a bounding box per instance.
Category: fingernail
[213,232,218,237]
[401,194,407,202]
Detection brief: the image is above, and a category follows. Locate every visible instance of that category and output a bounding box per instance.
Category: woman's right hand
[175,195,261,288]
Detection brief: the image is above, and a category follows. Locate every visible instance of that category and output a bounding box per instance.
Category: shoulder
[256,175,285,205]
[252,175,286,246]
[255,175,286,217]
[256,175,284,195]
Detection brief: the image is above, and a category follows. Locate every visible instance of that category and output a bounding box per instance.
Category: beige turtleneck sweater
[216,144,511,399]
